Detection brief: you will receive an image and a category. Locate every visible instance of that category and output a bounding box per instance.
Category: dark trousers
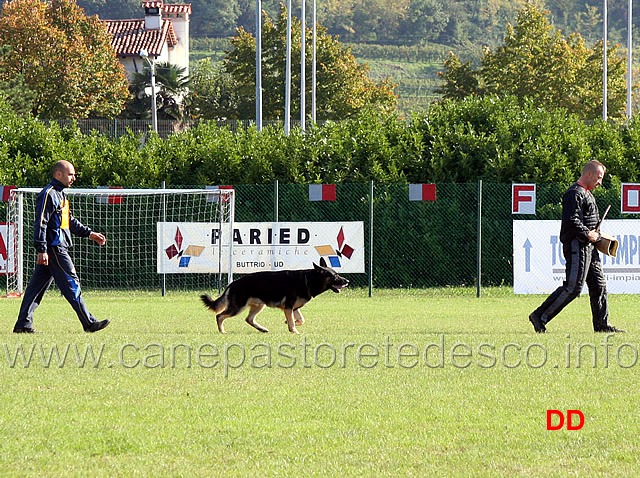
[14,246,98,330]
[533,239,609,331]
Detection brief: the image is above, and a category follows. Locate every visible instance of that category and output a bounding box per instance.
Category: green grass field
[1,288,639,476]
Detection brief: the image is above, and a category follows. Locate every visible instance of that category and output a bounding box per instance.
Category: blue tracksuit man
[14,178,102,331]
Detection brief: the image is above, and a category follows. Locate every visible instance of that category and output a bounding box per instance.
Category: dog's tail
[200,293,227,314]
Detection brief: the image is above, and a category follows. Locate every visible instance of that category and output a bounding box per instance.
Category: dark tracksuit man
[13,161,110,334]
[529,160,624,334]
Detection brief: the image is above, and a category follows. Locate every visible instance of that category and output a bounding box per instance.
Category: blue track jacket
[33,178,91,253]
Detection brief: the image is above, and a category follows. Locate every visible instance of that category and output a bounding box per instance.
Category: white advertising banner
[157,221,365,274]
[513,220,640,294]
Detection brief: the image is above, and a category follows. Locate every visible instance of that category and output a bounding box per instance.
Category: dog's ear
[319,257,328,268]
[313,262,321,270]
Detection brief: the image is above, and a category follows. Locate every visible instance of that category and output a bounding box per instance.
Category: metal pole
[369,181,374,298]
[150,59,158,133]
[476,180,482,298]
[627,0,632,120]
[17,192,24,294]
[256,0,263,130]
[218,192,224,293]
[228,191,235,285]
[161,180,166,296]
[139,49,157,133]
[312,0,317,122]
[603,0,608,120]
[301,0,306,131]
[285,0,292,135]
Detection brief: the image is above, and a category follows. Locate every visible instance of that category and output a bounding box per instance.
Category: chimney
[145,3,162,30]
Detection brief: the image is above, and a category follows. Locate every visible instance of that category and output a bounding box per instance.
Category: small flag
[309,184,336,201]
[621,183,640,213]
[96,186,123,204]
[512,184,536,214]
[1,185,17,201]
[206,185,234,202]
[409,184,436,201]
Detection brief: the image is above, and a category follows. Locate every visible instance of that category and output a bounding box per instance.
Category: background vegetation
[2,0,635,118]
[0,0,129,118]
[2,95,640,187]
[55,0,635,49]
[69,0,640,117]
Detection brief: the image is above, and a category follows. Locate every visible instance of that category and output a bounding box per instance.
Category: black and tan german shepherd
[200,258,349,334]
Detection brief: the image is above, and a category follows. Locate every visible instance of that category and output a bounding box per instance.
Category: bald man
[13,161,110,333]
[529,160,624,334]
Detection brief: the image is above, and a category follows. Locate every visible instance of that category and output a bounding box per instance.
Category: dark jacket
[33,178,91,253]
[559,182,599,245]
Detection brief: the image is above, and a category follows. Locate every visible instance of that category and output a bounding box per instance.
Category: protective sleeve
[562,189,591,244]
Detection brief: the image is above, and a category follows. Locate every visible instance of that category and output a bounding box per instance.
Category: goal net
[5,187,234,296]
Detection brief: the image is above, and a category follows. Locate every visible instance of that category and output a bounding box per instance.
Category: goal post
[5,187,234,295]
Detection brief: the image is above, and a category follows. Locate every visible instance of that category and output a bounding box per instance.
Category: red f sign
[512,184,536,214]
[547,410,584,430]
[621,183,640,213]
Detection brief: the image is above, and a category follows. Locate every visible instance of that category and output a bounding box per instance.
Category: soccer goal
[5,187,234,296]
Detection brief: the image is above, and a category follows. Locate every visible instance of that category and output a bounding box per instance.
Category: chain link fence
[246,182,569,291]
[42,119,306,138]
[2,182,633,294]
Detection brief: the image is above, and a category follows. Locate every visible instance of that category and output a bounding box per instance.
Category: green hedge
[1,96,639,188]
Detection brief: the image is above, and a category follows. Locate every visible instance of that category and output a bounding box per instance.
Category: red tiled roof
[103,18,177,57]
[142,2,192,15]
[141,1,164,8]
[164,4,192,15]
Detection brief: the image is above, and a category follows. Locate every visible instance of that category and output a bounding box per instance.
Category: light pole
[300,0,306,131]
[139,49,158,133]
[285,0,292,135]
[256,0,263,131]
[312,0,316,123]
[627,0,632,120]
[603,0,608,120]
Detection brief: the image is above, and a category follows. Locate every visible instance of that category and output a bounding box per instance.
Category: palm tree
[126,62,190,121]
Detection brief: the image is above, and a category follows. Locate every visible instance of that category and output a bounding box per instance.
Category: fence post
[369,180,374,297]
[477,179,483,298]
[161,180,167,297]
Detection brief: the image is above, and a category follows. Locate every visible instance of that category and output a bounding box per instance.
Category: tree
[74,0,141,20]
[188,58,240,120]
[125,62,190,121]
[435,52,483,99]
[437,3,628,120]
[0,46,37,115]
[0,0,129,118]
[190,0,240,37]
[401,0,451,43]
[222,6,397,121]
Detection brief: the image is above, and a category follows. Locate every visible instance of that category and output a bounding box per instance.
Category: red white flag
[96,186,123,204]
[621,183,640,213]
[309,184,336,201]
[409,184,436,201]
[512,184,536,214]
[0,185,17,201]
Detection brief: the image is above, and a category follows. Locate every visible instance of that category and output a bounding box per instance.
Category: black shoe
[595,325,626,333]
[13,327,41,334]
[85,319,110,333]
[529,313,546,333]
